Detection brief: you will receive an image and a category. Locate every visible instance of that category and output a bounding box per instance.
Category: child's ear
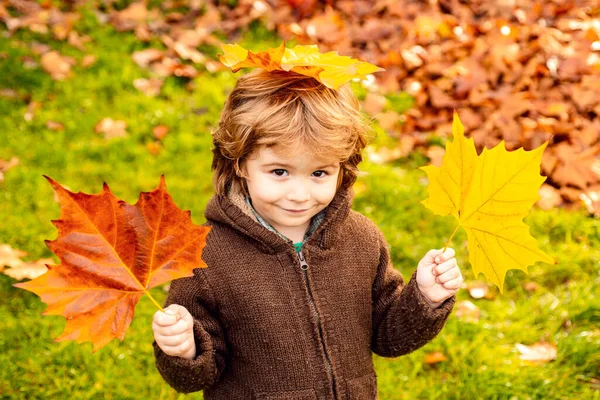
[235,160,250,192]
[240,179,249,197]
[336,165,345,189]
[235,159,245,178]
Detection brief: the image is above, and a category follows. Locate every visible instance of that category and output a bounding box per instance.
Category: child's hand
[416,248,463,308]
[153,304,196,360]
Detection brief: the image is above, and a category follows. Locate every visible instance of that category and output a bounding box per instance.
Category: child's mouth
[283,208,308,214]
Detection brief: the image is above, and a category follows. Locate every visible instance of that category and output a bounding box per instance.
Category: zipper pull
[297,250,309,270]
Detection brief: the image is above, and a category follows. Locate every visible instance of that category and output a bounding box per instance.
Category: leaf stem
[442,223,461,253]
[145,290,164,312]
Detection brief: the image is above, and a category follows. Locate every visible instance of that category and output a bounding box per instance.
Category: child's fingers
[436,266,461,285]
[153,306,184,326]
[432,258,457,276]
[441,277,462,290]
[158,340,194,357]
[153,312,178,326]
[153,319,190,336]
[155,332,188,347]
[434,248,455,264]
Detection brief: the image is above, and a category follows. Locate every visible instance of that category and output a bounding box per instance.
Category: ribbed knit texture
[153,188,456,399]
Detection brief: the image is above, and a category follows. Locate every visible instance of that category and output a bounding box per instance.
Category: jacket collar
[204,183,353,254]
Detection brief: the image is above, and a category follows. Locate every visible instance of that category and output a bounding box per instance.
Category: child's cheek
[256,177,285,202]
[321,179,340,203]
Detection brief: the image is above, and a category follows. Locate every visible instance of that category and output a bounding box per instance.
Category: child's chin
[279,219,309,227]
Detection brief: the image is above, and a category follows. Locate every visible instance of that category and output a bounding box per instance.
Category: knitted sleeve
[371,231,456,358]
[153,269,228,394]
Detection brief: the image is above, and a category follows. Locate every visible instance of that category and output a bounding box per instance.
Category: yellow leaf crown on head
[218,42,385,90]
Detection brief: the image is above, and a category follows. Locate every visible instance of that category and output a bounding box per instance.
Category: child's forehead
[255,144,339,165]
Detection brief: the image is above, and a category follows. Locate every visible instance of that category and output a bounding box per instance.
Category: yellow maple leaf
[420,112,556,292]
[218,42,384,90]
[219,42,286,73]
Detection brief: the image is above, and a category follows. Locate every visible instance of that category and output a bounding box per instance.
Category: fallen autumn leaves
[1,0,599,214]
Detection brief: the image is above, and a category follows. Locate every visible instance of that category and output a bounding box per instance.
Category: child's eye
[271,169,288,177]
[312,170,327,178]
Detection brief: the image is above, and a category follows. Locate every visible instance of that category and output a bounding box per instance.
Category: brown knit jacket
[153,187,456,399]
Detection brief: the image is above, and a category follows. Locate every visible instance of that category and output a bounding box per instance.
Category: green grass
[1,8,599,400]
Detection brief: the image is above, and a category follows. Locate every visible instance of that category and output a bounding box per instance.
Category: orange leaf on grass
[424,351,448,364]
[14,176,210,352]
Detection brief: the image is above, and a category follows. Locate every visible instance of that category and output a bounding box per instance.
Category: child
[152,58,463,399]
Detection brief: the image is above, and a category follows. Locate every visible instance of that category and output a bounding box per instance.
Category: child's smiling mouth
[281,207,310,214]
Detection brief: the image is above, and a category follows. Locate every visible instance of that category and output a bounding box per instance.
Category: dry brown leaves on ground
[0,243,51,280]
[2,0,599,212]
[273,0,600,213]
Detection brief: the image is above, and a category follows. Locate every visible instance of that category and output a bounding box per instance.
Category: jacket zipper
[297,250,338,400]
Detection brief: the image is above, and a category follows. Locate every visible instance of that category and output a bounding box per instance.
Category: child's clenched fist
[153,304,196,360]
[416,248,463,308]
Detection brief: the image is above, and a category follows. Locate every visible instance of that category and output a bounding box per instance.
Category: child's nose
[287,183,311,202]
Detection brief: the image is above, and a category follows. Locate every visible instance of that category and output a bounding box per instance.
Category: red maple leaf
[15,176,210,352]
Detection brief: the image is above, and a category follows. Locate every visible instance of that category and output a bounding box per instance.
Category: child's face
[242,144,340,242]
